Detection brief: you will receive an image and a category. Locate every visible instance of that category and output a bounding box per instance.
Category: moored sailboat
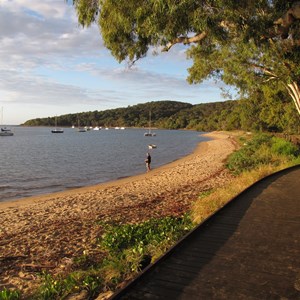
[51,117,64,133]
[0,107,13,136]
[77,118,87,132]
[144,110,156,137]
[0,128,14,136]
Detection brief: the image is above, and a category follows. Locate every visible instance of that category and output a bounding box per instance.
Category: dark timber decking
[111,166,300,299]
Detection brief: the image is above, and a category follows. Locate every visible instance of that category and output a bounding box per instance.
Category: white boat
[78,127,87,132]
[144,110,156,136]
[51,128,64,133]
[148,144,157,149]
[0,128,14,136]
[93,126,101,130]
[51,117,64,133]
[0,108,13,136]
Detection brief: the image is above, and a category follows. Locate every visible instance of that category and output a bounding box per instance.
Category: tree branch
[162,32,207,52]
[251,63,278,78]
[273,1,300,39]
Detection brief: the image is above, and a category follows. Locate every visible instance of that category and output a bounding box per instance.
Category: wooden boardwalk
[111,166,300,299]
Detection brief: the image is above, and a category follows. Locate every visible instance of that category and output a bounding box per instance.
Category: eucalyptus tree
[73,0,300,116]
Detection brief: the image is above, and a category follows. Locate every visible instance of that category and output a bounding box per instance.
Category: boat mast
[149,110,151,134]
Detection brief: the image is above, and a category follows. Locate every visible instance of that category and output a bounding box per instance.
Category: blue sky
[0,0,235,125]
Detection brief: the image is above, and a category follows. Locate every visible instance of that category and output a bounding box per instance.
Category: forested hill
[23,99,300,134]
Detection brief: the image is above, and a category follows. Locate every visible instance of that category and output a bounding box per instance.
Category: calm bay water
[0,127,209,202]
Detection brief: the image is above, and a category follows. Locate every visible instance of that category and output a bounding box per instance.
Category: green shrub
[226,133,299,174]
[0,289,20,300]
[271,137,299,156]
[249,133,272,148]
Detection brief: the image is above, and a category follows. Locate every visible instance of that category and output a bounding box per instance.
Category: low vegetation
[0,289,20,300]
[1,132,299,300]
[192,132,300,224]
[0,216,193,300]
[226,133,299,175]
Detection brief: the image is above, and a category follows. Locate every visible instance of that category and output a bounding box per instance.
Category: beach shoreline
[0,132,211,209]
[0,131,238,294]
[0,132,209,208]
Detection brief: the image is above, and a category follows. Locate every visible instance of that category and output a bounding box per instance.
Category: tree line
[22,99,300,134]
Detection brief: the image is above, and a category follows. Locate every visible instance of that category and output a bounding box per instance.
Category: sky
[0,0,235,125]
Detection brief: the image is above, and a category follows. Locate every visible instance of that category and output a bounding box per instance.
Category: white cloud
[0,0,103,69]
[0,0,228,124]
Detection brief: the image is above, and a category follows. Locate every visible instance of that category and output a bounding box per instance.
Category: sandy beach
[0,131,238,293]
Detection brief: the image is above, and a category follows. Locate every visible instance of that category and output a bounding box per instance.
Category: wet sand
[0,131,238,293]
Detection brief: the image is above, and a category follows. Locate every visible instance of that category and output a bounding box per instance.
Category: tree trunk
[286,81,300,116]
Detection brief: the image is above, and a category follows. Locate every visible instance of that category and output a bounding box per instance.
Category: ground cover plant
[0,215,194,300]
[0,289,20,300]
[192,132,300,224]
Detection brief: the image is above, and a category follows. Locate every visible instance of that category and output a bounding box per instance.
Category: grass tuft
[0,289,20,300]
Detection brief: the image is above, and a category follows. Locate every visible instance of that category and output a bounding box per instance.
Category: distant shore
[0,131,238,293]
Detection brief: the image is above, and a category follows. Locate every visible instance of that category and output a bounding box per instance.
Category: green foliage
[37,271,103,300]
[73,0,300,119]
[22,101,192,128]
[39,272,67,300]
[271,137,299,156]
[100,215,193,255]
[22,99,300,134]
[74,0,98,27]
[226,133,299,175]
[0,289,20,300]
[81,275,102,296]
[97,214,194,277]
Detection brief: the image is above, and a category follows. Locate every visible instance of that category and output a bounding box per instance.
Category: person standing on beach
[145,152,151,172]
